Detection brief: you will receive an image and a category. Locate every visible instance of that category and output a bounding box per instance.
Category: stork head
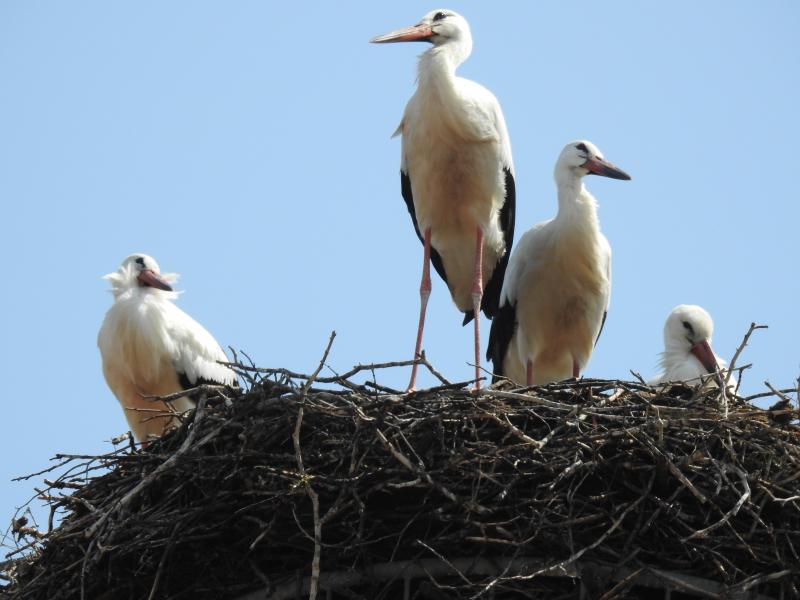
[555,140,631,182]
[104,253,176,298]
[663,304,718,374]
[370,10,472,54]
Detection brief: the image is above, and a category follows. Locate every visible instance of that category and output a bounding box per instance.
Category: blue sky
[1,2,798,542]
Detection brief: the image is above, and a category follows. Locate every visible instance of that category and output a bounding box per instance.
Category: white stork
[651,304,734,388]
[98,254,238,443]
[487,141,629,386]
[371,9,515,391]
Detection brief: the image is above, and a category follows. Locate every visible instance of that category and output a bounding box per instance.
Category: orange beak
[690,340,718,374]
[370,23,434,44]
[583,156,631,180]
[138,269,173,291]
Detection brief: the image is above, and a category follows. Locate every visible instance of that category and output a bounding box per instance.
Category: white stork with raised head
[487,141,629,386]
[371,9,515,391]
[98,254,238,443]
[651,304,734,388]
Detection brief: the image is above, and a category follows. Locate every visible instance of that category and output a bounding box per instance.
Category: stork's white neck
[417,41,470,89]
[658,347,701,376]
[663,330,716,364]
[112,286,179,304]
[662,338,692,357]
[554,173,600,229]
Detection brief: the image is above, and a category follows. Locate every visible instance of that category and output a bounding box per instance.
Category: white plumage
[651,304,735,389]
[98,254,237,443]
[372,9,515,390]
[487,141,629,386]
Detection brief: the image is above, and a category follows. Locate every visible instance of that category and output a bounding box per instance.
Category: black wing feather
[178,372,236,389]
[463,167,516,325]
[486,299,517,383]
[594,310,608,347]
[401,171,448,286]
[178,371,240,402]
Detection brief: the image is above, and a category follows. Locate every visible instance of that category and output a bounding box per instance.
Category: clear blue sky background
[1,2,798,545]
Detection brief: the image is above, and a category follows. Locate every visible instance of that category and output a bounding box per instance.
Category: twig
[415,540,472,584]
[597,567,645,600]
[684,461,750,540]
[764,381,794,404]
[146,521,180,600]
[744,387,798,402]
[478,389,575,411]
[418,350,451,386]
[228,350,451,389]
[479,409,544,449]
[638,433,707,504]
[292,331,336,600]
[725,322,768,389]
[143,384,234,403]
[731,569,794,592]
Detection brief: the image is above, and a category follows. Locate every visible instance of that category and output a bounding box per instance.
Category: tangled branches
[2,348,800,599]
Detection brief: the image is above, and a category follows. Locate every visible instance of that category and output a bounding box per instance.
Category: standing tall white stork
[651,304,733,388]
[371,9,515,391]
[98,254,238,443]
[487,141,629,386]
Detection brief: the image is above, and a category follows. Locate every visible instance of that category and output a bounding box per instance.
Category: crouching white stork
[487,141,629,386]
[371,9,515,391]
[651,304,735,389]
[98,254,238,443]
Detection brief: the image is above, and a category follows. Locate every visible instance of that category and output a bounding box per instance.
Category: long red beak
[690,340,718,374]
[138,269,173,291]
[370,23,434,44]
[583,156,631,180]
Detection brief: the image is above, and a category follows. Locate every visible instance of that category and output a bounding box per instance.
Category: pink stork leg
[407,227,432,392]
[526,359,533,387]
[572,360,581,379]
[471,226,485,390]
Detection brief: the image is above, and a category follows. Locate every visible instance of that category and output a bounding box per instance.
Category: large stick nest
[2,347,800,599]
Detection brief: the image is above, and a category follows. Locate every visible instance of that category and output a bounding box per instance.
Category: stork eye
[433,11,447,21]
[135,257,145,267]
[682,321,694,333]
[576,143,589,153]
